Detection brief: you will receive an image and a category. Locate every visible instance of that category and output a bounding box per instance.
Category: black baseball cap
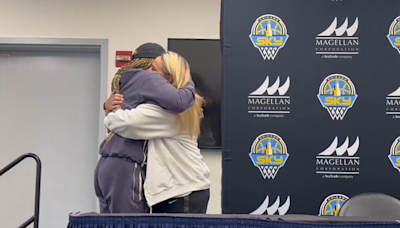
[132,43,165,59]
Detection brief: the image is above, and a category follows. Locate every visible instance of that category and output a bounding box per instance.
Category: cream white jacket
[103,104,210,207]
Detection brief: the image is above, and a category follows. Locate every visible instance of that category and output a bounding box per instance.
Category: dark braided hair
[111,58,154,93]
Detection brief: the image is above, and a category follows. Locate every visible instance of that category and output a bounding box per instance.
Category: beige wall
[0,0,222,214]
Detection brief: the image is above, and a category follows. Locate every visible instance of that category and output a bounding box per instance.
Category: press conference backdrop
[221,0,400,215]
[168,39,222,149]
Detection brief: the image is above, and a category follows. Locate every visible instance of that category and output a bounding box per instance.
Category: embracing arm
[103,92,124,114]
[139,73,195,113]
[104,104,177,140]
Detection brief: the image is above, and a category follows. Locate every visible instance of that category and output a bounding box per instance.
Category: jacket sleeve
[104,104,177,140]
[139,73,195,113]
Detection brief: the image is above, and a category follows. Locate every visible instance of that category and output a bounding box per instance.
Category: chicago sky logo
[388,136,400,172]
[316,136,360,179]
[249,133,289,179]
[317,74,358,120]
[316,17,359,59]
[319,194,349,216]
[248,76,290,118]
[387,16,400,54]
[249,14,289,60]
[386,86,400,118]
[250,196,290,215]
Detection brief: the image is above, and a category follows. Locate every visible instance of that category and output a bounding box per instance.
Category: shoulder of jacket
[137,103,166,112]
[143,71,165,81]
[121,69,156,79]
[137,104,176,118]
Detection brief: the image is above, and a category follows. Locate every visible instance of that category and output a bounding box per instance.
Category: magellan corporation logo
[250,196,290,215]
[386,86,400,118]
[249,133,289,179]
[388,136,400,172]
[316,136,360,179]
[387,16,400,54]
[249,14,289,60]
[317,74,358,120]
[248,76,290,118]
[316,17,359,59]
[319,194,349,216]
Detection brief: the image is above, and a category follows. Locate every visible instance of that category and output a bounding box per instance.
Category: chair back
[338,193,400,219]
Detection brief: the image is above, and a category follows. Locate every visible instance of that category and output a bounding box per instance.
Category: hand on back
[105,92,124,111]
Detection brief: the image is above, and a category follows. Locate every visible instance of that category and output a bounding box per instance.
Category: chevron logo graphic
[250,76,290,96]
[248,76,291,118]
[250,196,290,215]
[318,17,359,37]
[315,17,359,58]
[318,136,359,156]
[316,137,360,179]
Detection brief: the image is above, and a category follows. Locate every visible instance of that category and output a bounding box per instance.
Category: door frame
[0,37,108,213]
[0,37,108,157]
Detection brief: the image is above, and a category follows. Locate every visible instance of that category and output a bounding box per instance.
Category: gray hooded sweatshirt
[100,69,195,164]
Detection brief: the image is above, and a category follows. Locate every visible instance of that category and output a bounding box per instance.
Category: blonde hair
[161,51,204,138]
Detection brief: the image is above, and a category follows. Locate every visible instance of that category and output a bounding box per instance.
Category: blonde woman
[104,51,211,213]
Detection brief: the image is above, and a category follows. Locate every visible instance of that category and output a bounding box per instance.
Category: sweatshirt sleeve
[104,104,177,140]
[139,73,195,113]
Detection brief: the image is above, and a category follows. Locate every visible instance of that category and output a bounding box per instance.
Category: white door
[0,49,101,228]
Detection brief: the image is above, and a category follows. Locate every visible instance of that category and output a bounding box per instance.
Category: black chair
[338,193,400,219]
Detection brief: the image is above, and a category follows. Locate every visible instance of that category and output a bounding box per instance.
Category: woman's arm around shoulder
[139,72,195,113]
[104,104,177,140]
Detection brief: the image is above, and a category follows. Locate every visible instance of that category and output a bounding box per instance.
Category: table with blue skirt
[68,213,400,228]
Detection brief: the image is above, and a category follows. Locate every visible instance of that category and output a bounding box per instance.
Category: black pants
[152,189,210,214]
